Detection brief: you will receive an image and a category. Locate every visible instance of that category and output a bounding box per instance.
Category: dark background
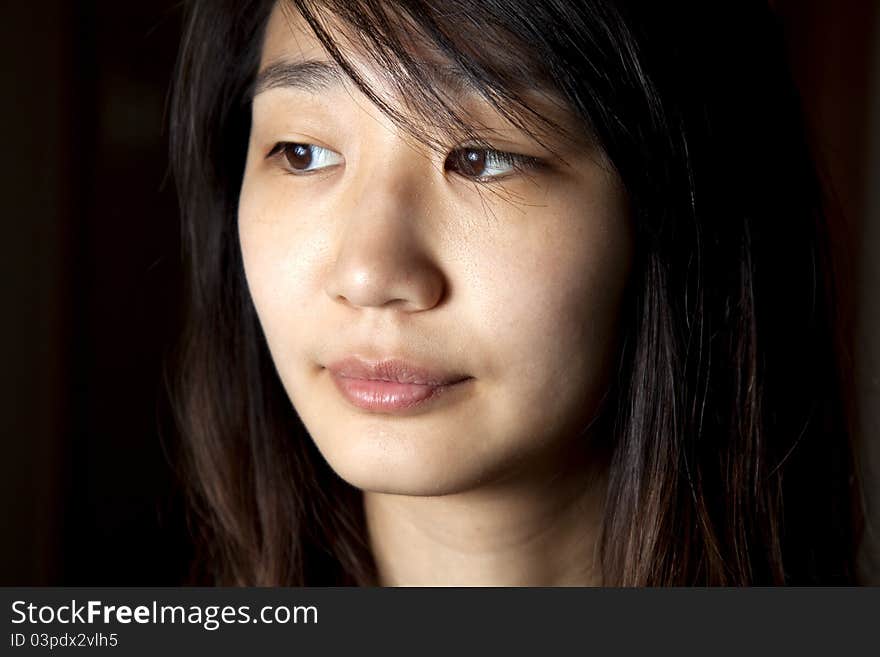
[1,1,878,585]
[1,1,188,584]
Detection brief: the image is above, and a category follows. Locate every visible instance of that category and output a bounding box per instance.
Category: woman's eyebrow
[251,57,560,100]
[251,56,585,148]
[252,59,343,97]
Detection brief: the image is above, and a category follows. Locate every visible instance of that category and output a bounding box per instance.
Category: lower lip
[328,371,471,413]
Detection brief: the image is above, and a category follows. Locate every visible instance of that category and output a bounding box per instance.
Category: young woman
[168,0,864,585]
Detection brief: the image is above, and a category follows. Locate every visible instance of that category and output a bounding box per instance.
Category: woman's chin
[314,439,503,498]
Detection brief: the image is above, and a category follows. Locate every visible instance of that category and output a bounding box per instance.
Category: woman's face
[238,5,633,495]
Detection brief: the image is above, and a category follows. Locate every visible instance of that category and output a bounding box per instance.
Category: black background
[1,1,188,584]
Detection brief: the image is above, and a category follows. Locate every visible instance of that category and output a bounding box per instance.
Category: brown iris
[283,143,313,170]
[445,148,486,178]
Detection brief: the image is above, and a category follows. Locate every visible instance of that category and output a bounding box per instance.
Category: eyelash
[266,142,543,182]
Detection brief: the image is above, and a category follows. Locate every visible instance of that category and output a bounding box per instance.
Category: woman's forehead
[261,4,324,68]
[256,1,593,156]
[260,2,558,100]
[259,4,477,98]
[258,3,437,121]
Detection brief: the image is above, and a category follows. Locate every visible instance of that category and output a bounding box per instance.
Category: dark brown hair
[168,0,863,585]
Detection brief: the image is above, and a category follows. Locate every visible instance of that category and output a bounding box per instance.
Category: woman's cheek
[473,191,630,416]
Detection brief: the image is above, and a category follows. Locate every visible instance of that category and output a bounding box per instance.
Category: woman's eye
[444,147,540,181]
[268,142,343,174]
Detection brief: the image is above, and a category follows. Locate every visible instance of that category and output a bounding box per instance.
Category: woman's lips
[325,357,472,413]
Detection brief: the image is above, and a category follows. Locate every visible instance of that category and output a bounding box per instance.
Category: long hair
[168,0,863,585]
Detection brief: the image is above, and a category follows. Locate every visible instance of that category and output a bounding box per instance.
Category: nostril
[325,260,446,312]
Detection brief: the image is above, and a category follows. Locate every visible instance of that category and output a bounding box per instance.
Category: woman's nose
[323,164,446,313]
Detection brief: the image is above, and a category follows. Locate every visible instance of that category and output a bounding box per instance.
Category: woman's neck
[363,449,606,586]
